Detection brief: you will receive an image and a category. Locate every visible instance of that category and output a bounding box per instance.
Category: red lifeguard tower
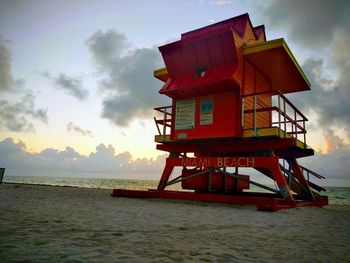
[112,13,328,211]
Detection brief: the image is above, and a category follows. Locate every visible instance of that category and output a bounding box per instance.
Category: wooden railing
[153,106,172,142]
[243,91,308,146]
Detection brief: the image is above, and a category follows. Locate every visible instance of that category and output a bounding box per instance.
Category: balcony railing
[154,91,308,147]
[242,90,308,147]
[153,106,172,142]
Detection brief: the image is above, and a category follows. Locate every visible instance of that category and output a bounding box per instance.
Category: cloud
[55,74,88,100]
[0,35,12,91]
[67,122,93,137]
[300,148,350,184]
[262,0,350,47]
[213,0,232,5]
[323,130,348,154]
[86,29,169,127]
[0,35,24,93]
[41,72,88,100]
[85,29,130,69]
[287,56,350,136]
[0,35,48,132]
[0,91,48,132]
[0,137,348,185]
[194,0,231,5]
[0,138,166,178]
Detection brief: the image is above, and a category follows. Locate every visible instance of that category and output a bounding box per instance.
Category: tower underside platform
[155,128,314,159]
[111,189,328,212]
[112,154,328,212]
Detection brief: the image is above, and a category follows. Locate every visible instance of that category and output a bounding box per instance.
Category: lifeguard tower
[112,13,328,211]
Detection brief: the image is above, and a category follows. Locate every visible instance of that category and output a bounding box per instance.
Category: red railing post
[303,120,306,147]
[283,96,286,138]
[278,92,281,137]
[162,108,167,141]
[253,95,257,136]
[241,98,245,130]
[294,110,297,141]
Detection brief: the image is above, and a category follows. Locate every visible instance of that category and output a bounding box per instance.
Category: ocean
[2,175,350,205]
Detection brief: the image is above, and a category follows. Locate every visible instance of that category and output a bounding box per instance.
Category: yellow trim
[153,67,168,78]
[243,38,311,88]
[243,127,279,137]
[155,128,309,149]
[244,38,284,54]
[155,135,172,143]
[243,127,309,149]
[296,139,306,149]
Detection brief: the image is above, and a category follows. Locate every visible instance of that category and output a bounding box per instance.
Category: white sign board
[175,99,195,130]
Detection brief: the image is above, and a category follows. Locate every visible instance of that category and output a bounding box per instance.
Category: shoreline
[1,181,348,205]
[2,181,96,189]
[3,174,348,188]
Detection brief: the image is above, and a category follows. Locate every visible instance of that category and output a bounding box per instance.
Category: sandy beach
[0,183,349,262]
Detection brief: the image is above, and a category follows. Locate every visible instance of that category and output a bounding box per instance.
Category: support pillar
[270,167,294,200]
[290,159,315,201]
[157,163,174,190]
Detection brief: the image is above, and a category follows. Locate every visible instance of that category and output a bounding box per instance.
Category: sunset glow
[0,0,349,185]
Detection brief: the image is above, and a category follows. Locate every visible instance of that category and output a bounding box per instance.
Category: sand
[0,183,349,262]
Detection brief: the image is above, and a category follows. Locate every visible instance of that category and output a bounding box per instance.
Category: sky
[0,0,349,186]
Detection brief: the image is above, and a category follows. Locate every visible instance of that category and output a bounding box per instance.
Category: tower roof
[155,13,310,98]
[244,38,310,94]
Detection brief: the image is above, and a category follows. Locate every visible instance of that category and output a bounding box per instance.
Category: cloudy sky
[0,0,349,185]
